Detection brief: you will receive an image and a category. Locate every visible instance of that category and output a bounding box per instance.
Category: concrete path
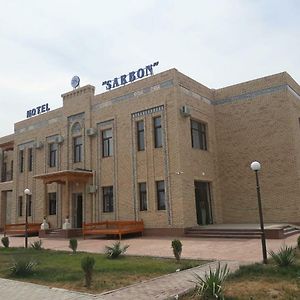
[0,278,100,300]
[0,260,239,300]
[2,233,299,262]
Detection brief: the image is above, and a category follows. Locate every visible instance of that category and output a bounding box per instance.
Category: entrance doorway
[72,193,83,228]
[194,181,213,225]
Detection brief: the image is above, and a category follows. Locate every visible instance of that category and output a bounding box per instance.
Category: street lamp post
[250,161,268,264]
[24,188,31,249]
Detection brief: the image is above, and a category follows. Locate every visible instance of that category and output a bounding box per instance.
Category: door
[194,181,213,225]
[72,193,83,228]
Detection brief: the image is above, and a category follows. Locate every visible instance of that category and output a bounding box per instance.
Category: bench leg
[119,233,121,241]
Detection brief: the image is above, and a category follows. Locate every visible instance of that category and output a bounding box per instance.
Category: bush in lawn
[1,236,9,248]
[269,245,296,267]
[192,262,229,300]
[171,239,182,262]
[9,257,37,277]
[81,256,95,288]
[69,238,78,254]
[105,241,129,259]
[31,239,43,250]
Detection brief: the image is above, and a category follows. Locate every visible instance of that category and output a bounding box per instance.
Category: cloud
[1,0,300,136]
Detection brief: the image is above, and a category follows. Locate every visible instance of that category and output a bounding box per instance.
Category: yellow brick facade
[0,69,300,234]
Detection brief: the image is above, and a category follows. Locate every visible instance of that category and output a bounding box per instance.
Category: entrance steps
[184,224,300,239]
[39,228,82,239]
[282,225,300,238]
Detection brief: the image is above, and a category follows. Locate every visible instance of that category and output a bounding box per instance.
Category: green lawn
[0,247,205,293]
[181,248,300,300]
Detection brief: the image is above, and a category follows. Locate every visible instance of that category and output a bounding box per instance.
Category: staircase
[185,227,262,239]
[45,229,65,238]
[39,228,82,239]
[281,225,300,238]
[184,224,300,239]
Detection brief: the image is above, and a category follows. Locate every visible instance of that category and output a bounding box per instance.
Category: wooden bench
[83,220,144,240]
[4,223,41,236]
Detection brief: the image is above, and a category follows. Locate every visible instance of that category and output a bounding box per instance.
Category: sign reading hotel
[102,61,159,90]
[27,103,50,118]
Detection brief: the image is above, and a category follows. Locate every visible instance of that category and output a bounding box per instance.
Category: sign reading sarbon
[102,62,159,90]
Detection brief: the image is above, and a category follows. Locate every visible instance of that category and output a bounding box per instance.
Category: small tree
[171,239,182,262]
[1,236,9,248]
[69,238,78,254]
[81,256,95,288]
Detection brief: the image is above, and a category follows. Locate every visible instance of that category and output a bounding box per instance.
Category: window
[18,196,23,216]
[154,116,162,148]
[156,181,166,210]
[103,186,113,212]
[191,120,207,150]
[11,160,13,180]
[28,148,33,172]
[1,162,6,182]
[73,136,82,163]
[48,192,57,215]
[49,143,57,167]
[139,182,147,211]
[19,150,24,173]
[27,195,32,217]
[137,120,145,151]
[102,129,113,157]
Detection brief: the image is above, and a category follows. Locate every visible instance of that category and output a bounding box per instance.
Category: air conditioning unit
[87,185,97,194]
[55,135,64,144]
[180,105,191,117]
[34,141,44,149]
[86,128,97,136]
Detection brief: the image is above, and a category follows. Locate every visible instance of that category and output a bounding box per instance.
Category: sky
[1,0,300,137]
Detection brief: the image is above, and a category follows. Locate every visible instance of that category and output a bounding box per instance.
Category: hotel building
[1,68,300,236]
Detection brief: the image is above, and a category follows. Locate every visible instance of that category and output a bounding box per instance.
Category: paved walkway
[2,234,299,262]
[0,234,299,299]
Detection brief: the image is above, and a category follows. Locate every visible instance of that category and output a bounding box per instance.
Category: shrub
[269,245,296,267]
[105,241,129,259]
[298,236,300,250]
[1,236,9,248]
[171,239,182,262]
[31,239,43,250]
[192,262,229,300]
[69,238,78,254]
[81,256,95,288]
[9,257,37,277]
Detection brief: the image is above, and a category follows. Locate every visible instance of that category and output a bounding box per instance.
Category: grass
[181,248,300,300]
[0,247,205,293]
